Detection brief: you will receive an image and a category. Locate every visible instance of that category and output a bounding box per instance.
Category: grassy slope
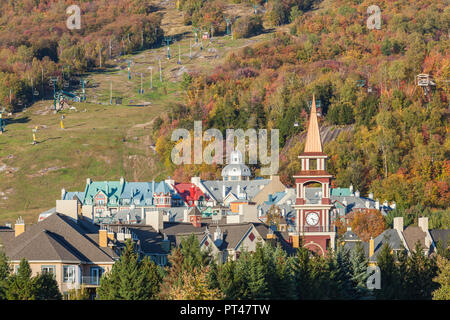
[0,0,275,224]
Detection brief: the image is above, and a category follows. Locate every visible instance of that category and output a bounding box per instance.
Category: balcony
[81,276,102,286]
[299,225,336,233]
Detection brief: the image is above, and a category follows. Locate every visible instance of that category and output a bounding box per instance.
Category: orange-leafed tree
[349,209,386,242]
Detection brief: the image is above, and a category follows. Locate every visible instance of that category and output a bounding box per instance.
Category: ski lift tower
[225,17,231,35]
[163,37,172,59]
[193,27,200,43]
[49,77,59,110]
[417,74,436,100]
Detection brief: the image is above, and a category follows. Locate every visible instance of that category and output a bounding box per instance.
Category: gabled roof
[63,192,85,203]
[202,179,271,203]
[303,95,323,153]
[369,229,404,262]
[403,226,427,251]
[106,224,168,255]
[430,229,450,248]
[154,181,171,195]
[84,181,124,205]
[2,213,116,263]
[120,182,154,203]
[173,183,208,203]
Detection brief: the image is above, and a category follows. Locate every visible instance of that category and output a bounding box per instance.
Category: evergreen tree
[179,234,211,272]
[6,258,36,300]
[159,247,184,299]
[403,242,438,300]
[375,243,399,300]
[350,242,370,298]
[216,260,240,299]
[270,245,296,299]
[432,255,450,300]
[292,247,312,299]
[326,246,355,299]
[97,240,162,300]
[0,250,10,300]
[33,272,62,300]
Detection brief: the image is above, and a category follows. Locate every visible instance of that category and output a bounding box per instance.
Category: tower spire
[304,95,323,153]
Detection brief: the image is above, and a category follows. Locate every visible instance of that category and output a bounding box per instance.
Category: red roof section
[173,183,209,204]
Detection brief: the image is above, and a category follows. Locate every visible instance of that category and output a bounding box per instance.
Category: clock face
[306,212,319,226]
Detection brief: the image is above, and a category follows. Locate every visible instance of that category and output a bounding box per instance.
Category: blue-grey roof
[120,182,154,205]
[202,179,271,203]
[369,229,405,262]
[154,181,171,194]
[264,191,286,205]
[63,192,85,202]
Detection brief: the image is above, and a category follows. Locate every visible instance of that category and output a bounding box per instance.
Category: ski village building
[1,97,446,297]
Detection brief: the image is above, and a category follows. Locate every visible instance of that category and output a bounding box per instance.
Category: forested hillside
[153,0,449,216]
[0,0,163,111]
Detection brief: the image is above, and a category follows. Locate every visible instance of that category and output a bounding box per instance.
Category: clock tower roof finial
[304,94,323,153]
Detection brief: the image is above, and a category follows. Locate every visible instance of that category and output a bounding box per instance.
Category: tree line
[1,235,448,300]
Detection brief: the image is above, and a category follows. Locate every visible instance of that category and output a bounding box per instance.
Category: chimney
[292,235,300,248]
[343,198,347,206]
[57,200,79,221]
[369,237,374,257]
[214,226,223,247]
[160,233,170,252]
[368,192,374,200]
[117,228,125,241]
[390,201,396,209]
[375,199,380,210]
[347,226,352,232]
[86,178,91,185]
[15,217,25,237]
[365,200,370,209]
[61,188,66,200]
[239,203,258,223]
[124,228,131,240]
[355,190,360,198]
[267,229,276,240]
[120,176,125,185]
[107,227,115,241]
[418,217,429,233]
[99,226,108,247]
[281,208,286,217]
[349,184,353,194]
[222,185,226,199]
[383,200,388,207]
[393,217,403,233]
[146,210,164,232]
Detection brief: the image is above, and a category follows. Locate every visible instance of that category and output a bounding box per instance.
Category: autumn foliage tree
[349,209,386,242]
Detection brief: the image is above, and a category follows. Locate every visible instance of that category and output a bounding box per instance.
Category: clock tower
[293,95,336,255]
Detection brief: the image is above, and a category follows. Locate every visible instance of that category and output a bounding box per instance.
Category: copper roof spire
[304,95,323,153]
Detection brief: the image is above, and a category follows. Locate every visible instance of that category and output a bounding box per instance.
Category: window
[41,265,56,275]
[90,267,104,285]
[63,265,76,283]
